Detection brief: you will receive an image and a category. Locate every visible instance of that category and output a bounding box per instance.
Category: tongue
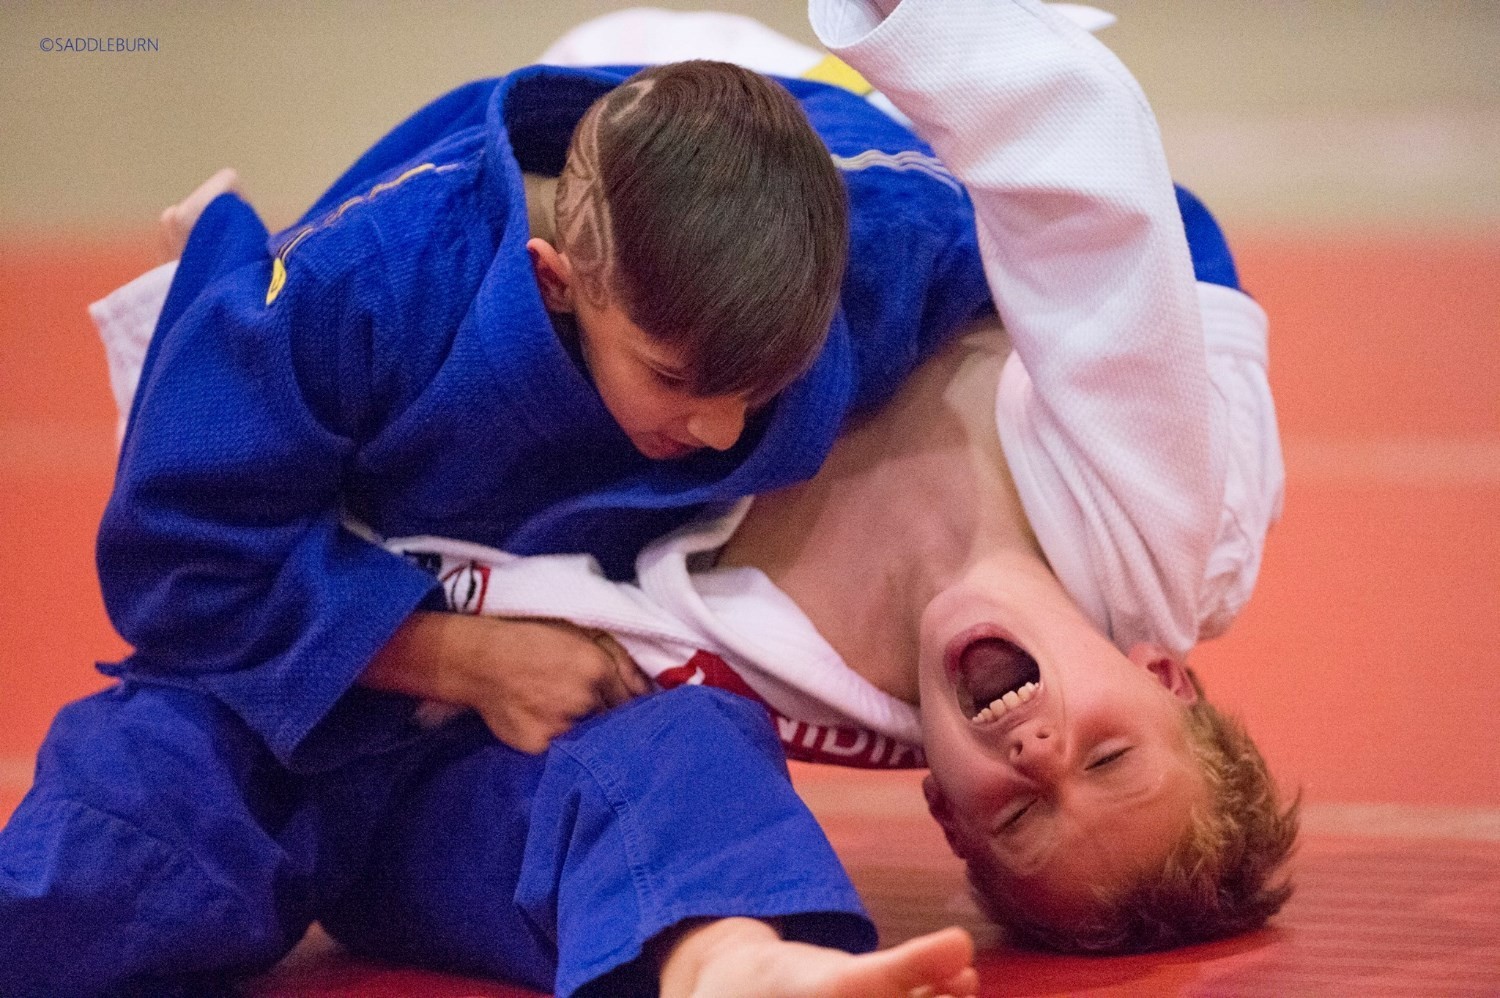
[960,638,1032,707]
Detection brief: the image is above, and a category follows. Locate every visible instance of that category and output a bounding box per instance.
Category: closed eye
[1087,747,1131,770]
[649,365,689,388]
[1002,799,1035,830]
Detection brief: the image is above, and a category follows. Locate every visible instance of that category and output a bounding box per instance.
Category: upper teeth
[972,680,1041,724]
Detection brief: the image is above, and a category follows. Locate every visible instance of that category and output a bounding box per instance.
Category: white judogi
[384,511,927,768]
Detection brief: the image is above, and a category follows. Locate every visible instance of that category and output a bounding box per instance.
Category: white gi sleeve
[812,0,1281,657]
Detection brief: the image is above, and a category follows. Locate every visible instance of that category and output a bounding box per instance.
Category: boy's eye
[1087,747,1131,770]
[1002,799,1035,830]
[649,365,689,388]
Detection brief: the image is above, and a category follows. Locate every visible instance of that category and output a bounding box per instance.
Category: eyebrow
[1104,751,1176,803]
[993,822,1056,877]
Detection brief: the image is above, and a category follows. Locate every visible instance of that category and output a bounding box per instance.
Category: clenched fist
[362,610,651,753]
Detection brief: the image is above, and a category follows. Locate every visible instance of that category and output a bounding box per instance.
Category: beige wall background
[3,1,1498,238]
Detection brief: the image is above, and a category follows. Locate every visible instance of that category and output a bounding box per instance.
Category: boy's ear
[527,237,575,312]
[1127,643,1199,703]
[922,774,970,860]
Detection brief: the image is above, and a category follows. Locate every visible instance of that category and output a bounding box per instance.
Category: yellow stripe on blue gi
[267,162,456,306]
[802,54,875,96]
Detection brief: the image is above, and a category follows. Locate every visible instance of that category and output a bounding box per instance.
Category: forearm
[359,609,485,706]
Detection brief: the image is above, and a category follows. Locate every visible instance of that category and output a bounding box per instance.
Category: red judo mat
[241,815,1500,998]
[2,230,1497,995]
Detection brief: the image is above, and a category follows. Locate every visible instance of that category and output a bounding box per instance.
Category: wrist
[362,610,485,708]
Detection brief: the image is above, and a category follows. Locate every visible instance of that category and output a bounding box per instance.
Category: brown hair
[554,60,849,400]
[968,672,1300,953]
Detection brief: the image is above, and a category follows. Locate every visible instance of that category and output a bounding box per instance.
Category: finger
[944,966,981,996]
[501,728,551,755]
[485,709,558,755]
[593,652,636,710]
[913,965,980,998]
[881,928,976,993]
[505,719,555,755]
[595,633,651,697]
[584,633,642,705]
[622,659,651,697]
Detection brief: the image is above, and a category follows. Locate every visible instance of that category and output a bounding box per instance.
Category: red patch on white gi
[658,651,924,770]
[441,561,490,614]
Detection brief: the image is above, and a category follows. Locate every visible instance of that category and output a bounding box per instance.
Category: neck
[523,171,558,243]
[720,321,1041,705]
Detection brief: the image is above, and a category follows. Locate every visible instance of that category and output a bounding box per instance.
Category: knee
[37,684,268,808]
[0,796,300,995]
[3,687,312,992]
[22,684,298,905]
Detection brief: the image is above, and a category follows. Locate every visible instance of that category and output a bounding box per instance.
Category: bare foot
[158,167,240,261]
[660,917,978,998]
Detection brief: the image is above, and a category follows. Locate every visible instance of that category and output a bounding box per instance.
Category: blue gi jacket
[98,64,990,771]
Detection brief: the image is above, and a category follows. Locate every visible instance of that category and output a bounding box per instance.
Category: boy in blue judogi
[0,56,989,997]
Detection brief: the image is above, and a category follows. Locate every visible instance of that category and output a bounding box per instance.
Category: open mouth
[947,630,1043,724]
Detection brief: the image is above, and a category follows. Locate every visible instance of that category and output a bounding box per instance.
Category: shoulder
[268,149,491,309]
[265,150,508,429]
[790,82,972,236]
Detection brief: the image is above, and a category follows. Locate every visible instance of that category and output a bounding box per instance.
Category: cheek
[601,373,679,430]
[925,738,1011,813]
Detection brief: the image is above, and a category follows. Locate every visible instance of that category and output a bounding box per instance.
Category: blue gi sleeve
[98,192,439,772]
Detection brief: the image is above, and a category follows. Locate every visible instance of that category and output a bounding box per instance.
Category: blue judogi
[2,686,870,996]
[0,63,987,995]
[104,64,989,773]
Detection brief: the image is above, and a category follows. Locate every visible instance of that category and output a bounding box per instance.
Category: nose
[685,397,748,452]
[1007,722,1063,781]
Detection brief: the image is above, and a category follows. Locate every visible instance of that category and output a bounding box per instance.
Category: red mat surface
[2,231,1497,994]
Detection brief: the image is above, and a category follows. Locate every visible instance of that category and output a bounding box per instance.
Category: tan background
[3,1,1498,237]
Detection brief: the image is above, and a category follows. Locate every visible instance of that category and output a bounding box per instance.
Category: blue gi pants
[0,684,873,997]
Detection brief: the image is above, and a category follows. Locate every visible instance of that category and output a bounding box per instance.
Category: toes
[158,168,242,260]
